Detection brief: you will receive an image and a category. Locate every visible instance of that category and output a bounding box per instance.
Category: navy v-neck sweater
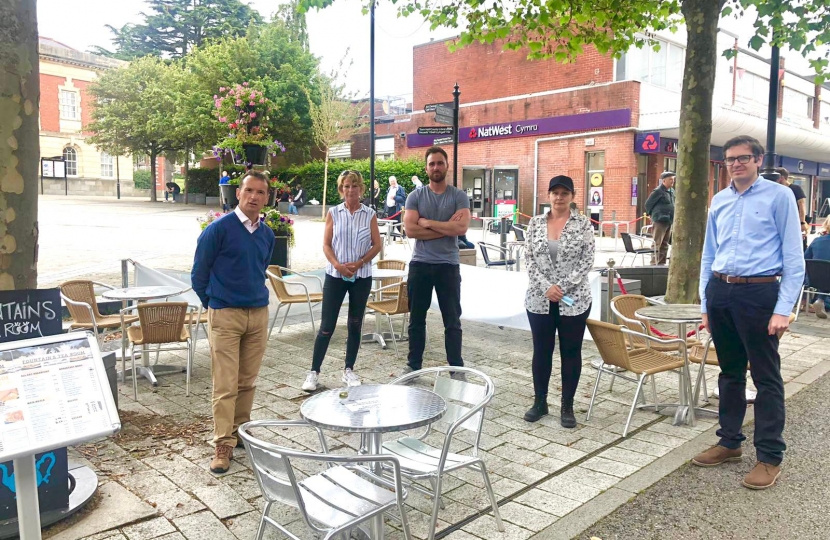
[191,213,275,309]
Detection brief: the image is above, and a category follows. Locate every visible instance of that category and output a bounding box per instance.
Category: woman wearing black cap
[523,175,595,426]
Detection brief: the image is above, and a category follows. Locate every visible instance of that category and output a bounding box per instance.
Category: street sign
[417,126,454,135]
[433,136,453,145]
[434,114,454,126]
[424,101,453,113]
[435,104,455,117]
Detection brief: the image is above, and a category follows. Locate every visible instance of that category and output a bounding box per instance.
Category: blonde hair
[337,170,366,199]
[823,215,830,234]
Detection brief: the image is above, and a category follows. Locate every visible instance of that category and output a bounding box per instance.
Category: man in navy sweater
[192,171,275,474]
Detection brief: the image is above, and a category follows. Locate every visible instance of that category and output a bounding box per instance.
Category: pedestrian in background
[645,171,675,265]
[805,216,830,318]
[523,175,594,426]
[774,167,809,251]
[302,170,382,392]
[385,176,407,222]
[412,175,424,190]
[192,171,275,475]
[694,135,804,490]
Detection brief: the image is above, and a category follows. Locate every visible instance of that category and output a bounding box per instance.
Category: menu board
[0,332,120,462]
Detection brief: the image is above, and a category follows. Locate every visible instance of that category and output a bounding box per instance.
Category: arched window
[101,152,114,178]
[63,147,77,176]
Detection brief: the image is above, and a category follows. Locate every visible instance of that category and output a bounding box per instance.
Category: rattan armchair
[586,319,694,436]
[366,281,409,357]
[122,302,193,400]
[266,265,323,337]
[611,294,700,352]
[376,259,406,300]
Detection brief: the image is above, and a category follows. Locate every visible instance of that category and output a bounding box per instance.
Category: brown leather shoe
[742,462,781,490]
[209,444,233,474]
[691,445,743,467]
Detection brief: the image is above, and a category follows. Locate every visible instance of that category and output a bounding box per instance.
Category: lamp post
[369,0,377,212]
[760,44,781,182]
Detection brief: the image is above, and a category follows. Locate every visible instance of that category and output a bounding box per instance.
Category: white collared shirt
[234,205,260,234]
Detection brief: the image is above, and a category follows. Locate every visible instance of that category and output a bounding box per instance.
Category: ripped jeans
[310,274,372,372]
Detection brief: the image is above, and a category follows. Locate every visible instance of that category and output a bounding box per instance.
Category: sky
[36,0,457,101]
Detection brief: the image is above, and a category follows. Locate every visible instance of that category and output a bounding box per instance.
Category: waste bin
[102,351,118,409]
[601,278,641,322]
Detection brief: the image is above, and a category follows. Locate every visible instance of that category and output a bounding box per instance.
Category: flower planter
[271,234,290,268]
[219,184,239,209]
[243,144,267,166]
[267,188,277,207]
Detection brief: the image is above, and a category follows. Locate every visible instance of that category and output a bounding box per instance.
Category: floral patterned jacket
[524,210,595,316]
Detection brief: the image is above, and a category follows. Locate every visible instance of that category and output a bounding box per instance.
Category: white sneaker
[302,371,319,392]
[342,368,361,386]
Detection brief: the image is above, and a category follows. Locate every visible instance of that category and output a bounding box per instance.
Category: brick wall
[40,74,62,132]
[413,38,614,110]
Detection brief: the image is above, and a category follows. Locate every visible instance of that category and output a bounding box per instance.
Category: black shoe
[560,398,577,429]
[524,395,549,422]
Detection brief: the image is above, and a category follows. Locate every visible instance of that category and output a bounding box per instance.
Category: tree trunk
[665,0,724,304]
[184,145,189,204]
[150,148,158,202]
[321,149,329,218]
[0,0,40,290]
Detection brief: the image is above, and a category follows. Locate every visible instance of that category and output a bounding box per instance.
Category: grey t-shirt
[405,184,470,265]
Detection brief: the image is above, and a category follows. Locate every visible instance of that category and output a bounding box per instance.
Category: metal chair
[60,279,137,365]
[383,367,505,540]
[121,302,193,400]
[795,260,830,321]
[376,259,407,300]
[239,419,412,540]
[512,224,526,242]
[619,233,655,266]
[266,265,324,337]
[477,242,516,270]
[586,319,694,436]
[366,282,410,357]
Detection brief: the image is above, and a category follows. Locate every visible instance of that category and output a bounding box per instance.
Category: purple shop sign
[406,109,631,148]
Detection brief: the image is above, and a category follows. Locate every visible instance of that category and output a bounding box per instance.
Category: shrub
[132,170,153,190]
[186,165,246,196]
[273,158,427,206]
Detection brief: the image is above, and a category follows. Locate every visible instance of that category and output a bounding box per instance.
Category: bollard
[499,216,507,261]
[606,258,616,323]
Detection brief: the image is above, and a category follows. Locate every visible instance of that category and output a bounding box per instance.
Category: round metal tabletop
[372,268,407,279]
[300,384,446,433]
[101,285,184,301]
[636,304,703,324]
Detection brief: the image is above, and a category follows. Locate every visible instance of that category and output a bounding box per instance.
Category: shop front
[779,157,817,216]
[818,163,830,218]
[460,166,519,223]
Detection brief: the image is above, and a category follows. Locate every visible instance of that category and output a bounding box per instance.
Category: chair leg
[427,475,443,540]
[608,369,616,392]
[279,304,292,333]
[623,374,647,437]
[387,314,399,357]
[307,301,316,334]
[186,339,193,397]
[478,461,505,532]
[256,501,273,540]
[132,345,140,401]
[268,304,281,340]
[651,374,659,411]
[428,477,445,509]
[586,364,604,421]
[399,500,413,540]
[795,287,805,321]
[120,328,127,385]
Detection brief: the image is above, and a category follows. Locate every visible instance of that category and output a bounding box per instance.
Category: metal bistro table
[362,267,408,348]
[635,303,702,427]
[377,219,396,259]
[301,384,446,540]
[102,285,186,386]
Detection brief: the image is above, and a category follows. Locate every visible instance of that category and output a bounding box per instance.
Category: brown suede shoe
[209,444,233,474]
[691,445,743,467]
[742,462,781,490]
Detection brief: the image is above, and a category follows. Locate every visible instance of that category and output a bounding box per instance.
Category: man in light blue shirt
[693,135,804,490]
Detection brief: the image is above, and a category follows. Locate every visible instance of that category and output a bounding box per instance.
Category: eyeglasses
[724,155,757,166]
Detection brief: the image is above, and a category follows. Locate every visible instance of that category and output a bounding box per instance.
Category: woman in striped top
[302,171,382,391]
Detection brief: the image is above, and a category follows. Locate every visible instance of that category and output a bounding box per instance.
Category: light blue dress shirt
[699,177,805,316]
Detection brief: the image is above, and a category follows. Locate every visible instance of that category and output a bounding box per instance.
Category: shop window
[616,40,685,92]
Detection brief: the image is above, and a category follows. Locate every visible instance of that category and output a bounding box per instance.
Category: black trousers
[311,275,372,372]
[526,302,591,402]
[407,262,463,370]
[706,278,786,465]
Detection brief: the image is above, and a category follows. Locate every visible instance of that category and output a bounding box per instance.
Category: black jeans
[311,275,372,372]
[526,302,591,402]
[407,262,463,370]
[706,278,786,465]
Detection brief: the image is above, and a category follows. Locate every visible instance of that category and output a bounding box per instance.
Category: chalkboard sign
[0,289,61,343]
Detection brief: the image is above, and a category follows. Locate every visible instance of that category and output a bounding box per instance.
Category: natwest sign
[470,123,513,139]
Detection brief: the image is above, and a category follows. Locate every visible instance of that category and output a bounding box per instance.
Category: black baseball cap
[548,175,574,193]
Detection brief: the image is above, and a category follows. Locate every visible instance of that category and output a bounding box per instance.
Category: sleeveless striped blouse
[326,203,375,279]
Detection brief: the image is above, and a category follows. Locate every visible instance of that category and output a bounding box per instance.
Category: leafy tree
[92,0,263,60]
[0,0,39,289]
[310,65,362,216]
[274,0,310,50]
[301,0,830,303]
[87,57,183,202]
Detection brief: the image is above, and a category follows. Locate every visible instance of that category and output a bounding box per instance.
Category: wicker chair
[586,319,694,436]
[366,282,410,357]
[376,259,406,300]
[611,294,700,352]
[122,302,193,400]
[266,265,323,337]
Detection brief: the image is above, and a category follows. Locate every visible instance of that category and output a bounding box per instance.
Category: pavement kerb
[531,357,830,540]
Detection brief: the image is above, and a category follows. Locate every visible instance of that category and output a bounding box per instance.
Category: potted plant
[197,210,225,231]
[268,178,291,207]
[219,177,240,209]
[261,208,295,267]
[213,82,286,167]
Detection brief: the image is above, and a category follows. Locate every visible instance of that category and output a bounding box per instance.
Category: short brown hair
[240,170,269,187]
[723,135,764,157]
[424,146,448,163]
[774,167,789,180]
[337,170,365,198]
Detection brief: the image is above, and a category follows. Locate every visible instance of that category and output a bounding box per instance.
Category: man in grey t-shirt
[403,146,471,373]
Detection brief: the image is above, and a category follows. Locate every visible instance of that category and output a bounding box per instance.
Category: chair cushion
[382,437,476,475]
[128,325,190,345]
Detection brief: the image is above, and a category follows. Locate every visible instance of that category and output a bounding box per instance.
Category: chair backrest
[135,302,188,344]
[806,259,830,291]
[393,281,410,313]
[610,294,650,347]
[267,265,292,300]
[377,259,406,299]
[586,319,633,371]
[60,280,101,323]
[477,243,493,265]
[513,227,525,242]
[620,233,636,253]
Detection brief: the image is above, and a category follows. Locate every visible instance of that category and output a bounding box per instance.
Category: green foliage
[92,0,263,60]
[274,158,427,206]
[186,165,246,195]
[274,0,309,50]
[262,208,296,247]
[132,170,153,190]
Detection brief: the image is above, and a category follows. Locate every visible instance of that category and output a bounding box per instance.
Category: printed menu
[0,334,118,461]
